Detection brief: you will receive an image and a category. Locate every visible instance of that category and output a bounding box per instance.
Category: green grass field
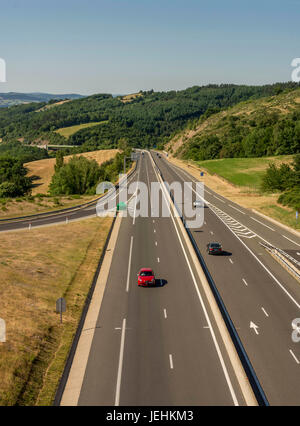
[196,155,294,190]
[55,121,108,138]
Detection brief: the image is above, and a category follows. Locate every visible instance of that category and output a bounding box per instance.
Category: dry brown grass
[121,92,143,103]
[0,217,113,405]
[0,195,97,219]
[36,100,71,113]
[26,149,119,195]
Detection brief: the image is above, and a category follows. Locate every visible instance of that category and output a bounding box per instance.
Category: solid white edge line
[148,152,239,406]
[282,234,300,248]
[126,236,133,292]
[115,318,126,406]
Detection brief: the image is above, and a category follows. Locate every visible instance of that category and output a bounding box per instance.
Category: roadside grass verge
[0,194,96,219]
[195,155,294,191]
[0,217,113,405]
[55,121,108,139]
[168,156,300,231]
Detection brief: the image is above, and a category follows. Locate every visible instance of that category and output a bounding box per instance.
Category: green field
[55,121,108,138]
[196,155,293,190]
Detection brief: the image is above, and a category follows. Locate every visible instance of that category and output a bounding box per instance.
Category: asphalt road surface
[154,152,300,405]
[4,150,300,405]
[77,152,248,406]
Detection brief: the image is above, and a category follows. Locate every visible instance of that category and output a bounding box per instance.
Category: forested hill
[0,83,299,152]
[167,86,300,160]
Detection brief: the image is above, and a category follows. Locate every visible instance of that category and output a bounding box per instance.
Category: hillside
[167,87,300,160]
[0,83,299,152]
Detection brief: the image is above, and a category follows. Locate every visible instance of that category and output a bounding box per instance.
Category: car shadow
[220,250,232,256]
[155,279,168,287]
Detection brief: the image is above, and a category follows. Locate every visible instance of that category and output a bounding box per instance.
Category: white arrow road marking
[250,321,259,335]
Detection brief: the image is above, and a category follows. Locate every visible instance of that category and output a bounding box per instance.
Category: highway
[64,152,250,406]
[154,152,300,405]
[3,149,300,405]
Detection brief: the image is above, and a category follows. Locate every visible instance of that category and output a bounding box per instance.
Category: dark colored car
[137,268,156,286]
[207,242,222,255]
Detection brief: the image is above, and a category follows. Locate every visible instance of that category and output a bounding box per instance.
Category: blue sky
[0,0,299,94]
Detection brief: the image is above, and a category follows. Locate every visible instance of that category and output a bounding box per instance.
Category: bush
[0,157,32,197]
[260,163,294,192]
[49,153,131,196]
[278,189,300,210]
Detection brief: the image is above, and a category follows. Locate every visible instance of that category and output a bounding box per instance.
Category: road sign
[200,172,204,177]
[131,153,139,161]
[296,211,299,221]
[56,297,66,323]
[117,202,127,211]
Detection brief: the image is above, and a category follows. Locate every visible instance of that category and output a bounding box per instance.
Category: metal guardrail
[260,242,300,281]
[151,152,269,407]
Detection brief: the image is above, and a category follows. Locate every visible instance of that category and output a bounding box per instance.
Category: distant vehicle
[207,242,222,255]
[193,200,203,207]
[137,268,156,286]
[142,152,144,155]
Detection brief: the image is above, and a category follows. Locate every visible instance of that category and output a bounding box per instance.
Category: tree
[54,150,64,172]
[117,138,128,152]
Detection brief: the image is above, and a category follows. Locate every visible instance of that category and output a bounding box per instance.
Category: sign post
[56,297,66,324]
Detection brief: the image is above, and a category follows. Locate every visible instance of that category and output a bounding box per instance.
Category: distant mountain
[0,92,84,107]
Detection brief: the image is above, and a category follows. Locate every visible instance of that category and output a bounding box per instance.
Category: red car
[137,268,156,287]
